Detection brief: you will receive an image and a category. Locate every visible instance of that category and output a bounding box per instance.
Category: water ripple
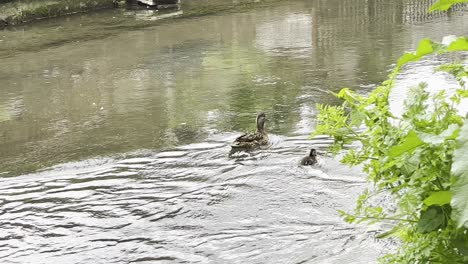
[0,133,389,263]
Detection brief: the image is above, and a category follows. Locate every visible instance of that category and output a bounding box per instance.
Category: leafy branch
[312,7,468,263]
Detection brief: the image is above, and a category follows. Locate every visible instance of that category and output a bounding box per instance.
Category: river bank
[0,0,275,27]
[0,0,281,59]
[0,0,117,26]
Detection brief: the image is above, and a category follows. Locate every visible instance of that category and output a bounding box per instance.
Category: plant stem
[353,215,418,223]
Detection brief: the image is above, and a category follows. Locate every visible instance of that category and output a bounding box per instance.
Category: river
[0,0,467,263]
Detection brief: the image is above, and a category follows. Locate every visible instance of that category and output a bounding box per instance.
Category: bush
[312,1,468,262]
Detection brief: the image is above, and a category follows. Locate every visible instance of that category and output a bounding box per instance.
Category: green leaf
[389,130,425,158]
[417,206,445,233]
[397,39,434,68]
[423,191,452,206]
[376,225,400,239]
[338,209,356,223]
[451,120,468,228]
[458,89,468,98]
[400,154,419,176]
[429,0,468,12]
[452,236,468,256]
[418,124,460,144]
[349,109,366,127]
[447,37,468,51]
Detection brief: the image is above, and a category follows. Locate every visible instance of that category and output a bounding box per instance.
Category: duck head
[256,112,267,133]
[309,148,317,157]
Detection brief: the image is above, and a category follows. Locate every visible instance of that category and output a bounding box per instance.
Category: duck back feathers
[230,113,269,151]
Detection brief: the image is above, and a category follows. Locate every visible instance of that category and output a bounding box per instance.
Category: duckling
[231,112,269,151]
[301,148,318,165]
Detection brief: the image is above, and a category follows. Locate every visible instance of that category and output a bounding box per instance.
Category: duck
[230,112,269,151]
[300,148,318,165]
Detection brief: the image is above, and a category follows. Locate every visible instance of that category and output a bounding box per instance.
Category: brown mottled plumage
[231,113,269,151]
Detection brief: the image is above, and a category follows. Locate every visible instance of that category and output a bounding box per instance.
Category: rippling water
[0,0,467,263]
[0,134,391,263]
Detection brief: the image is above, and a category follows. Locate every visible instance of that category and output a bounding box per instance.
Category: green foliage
[312,35,468,263]
[388,130,424,157]
[417,205,449,233]
[428,0,468,12]
[436,64,468,88]
[423,191,452,206]
[397,39,436,68]
[447,37,468,51]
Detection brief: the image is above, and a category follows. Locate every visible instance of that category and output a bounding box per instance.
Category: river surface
[0,0,467,263]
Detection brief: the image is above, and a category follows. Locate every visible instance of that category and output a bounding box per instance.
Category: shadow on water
[0,133,392,263]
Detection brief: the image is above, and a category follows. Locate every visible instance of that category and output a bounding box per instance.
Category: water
[0,0,467,263]
[0,135,382,263]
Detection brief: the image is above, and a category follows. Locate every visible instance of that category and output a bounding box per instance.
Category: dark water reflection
[0,0,467,262]
[0,0,466,174]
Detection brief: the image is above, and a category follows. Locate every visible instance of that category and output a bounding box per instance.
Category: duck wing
[300,156,318,166]
[234,133,262,142]
[230,133,263,150]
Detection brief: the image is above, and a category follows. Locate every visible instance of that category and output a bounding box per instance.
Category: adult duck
[300,148,318,165]
[231,112,269,151]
